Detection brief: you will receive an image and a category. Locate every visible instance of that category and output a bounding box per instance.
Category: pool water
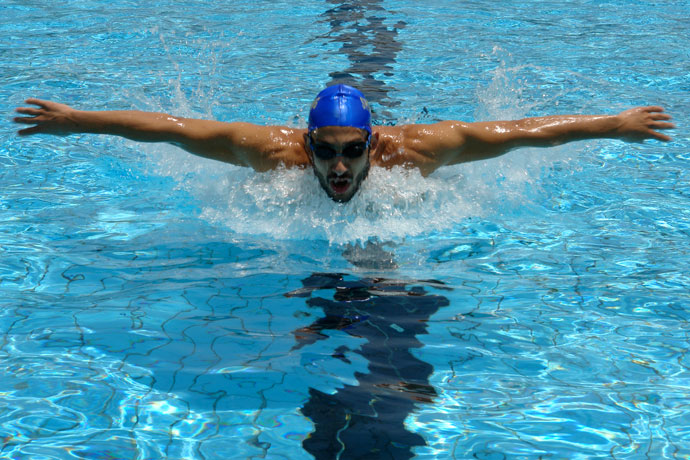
[2,0,689,458]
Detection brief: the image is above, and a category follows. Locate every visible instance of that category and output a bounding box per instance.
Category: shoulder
[370,125,427,172]
[238,125,310,171]
[370,122,468,175]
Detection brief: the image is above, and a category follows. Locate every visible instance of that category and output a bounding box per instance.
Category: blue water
[2,0,689,458]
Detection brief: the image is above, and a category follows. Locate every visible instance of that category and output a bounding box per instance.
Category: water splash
[198,165,481,243]
[128,47,587,244]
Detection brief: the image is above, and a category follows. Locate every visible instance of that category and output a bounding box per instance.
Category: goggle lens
[309,137,370,160]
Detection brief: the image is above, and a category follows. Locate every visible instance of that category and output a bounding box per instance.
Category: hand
[615,106,675,142]
[14,98,79,136]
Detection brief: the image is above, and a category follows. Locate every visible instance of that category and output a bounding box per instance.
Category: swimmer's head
[305,85,376,203]
[308,84,372,135]
[306,125,372,203]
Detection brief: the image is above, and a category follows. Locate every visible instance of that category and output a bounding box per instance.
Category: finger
[15,107,42,116]
[650,112,672,121]
[641,105,665,113]
[17,126,42,136]
[650,121,675,129]
[13,116,41,125]
[24,98,50,108]
[649,130,672,142]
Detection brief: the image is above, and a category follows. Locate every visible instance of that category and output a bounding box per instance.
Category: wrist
[68,109,97,133]
[610,113,625,136]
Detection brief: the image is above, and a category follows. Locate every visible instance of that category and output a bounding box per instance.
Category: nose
[332,159,348,176]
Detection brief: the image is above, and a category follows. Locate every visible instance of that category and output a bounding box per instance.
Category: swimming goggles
[308,135,370,160]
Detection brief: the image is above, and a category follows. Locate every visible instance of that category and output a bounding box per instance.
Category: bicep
[446,120,526,164]
[172,120,294,170]
[402,121,514,173]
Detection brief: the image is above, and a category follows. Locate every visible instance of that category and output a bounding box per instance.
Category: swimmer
[13,84,675,202]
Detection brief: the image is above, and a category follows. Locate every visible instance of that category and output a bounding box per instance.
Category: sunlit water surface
[1,0,689,459]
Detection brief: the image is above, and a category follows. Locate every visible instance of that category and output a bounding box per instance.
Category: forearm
[14,98,193,144]
[516,114,624,146]
[474,114,623,149]
[68,109,189,143]
[76,112,264,167]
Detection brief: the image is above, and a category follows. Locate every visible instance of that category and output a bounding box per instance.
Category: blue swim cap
[308,84,372,135]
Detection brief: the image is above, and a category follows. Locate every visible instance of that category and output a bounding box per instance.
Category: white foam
[200,165,484,243]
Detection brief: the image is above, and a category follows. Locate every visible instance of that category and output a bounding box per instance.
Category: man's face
[306,126,373,203]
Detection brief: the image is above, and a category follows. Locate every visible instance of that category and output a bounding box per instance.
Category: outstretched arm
[13,99,305,171]
[404,106,675,174]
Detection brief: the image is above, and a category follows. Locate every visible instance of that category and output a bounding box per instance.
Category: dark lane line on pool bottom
[286,273,451,459]
[313,0,407,122]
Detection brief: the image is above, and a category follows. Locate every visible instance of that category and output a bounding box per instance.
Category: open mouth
[329,177,352,195]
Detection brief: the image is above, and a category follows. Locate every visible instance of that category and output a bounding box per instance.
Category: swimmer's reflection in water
[286,273,451,459]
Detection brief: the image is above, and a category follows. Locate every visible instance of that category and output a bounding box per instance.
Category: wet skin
[304,126,380,203]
